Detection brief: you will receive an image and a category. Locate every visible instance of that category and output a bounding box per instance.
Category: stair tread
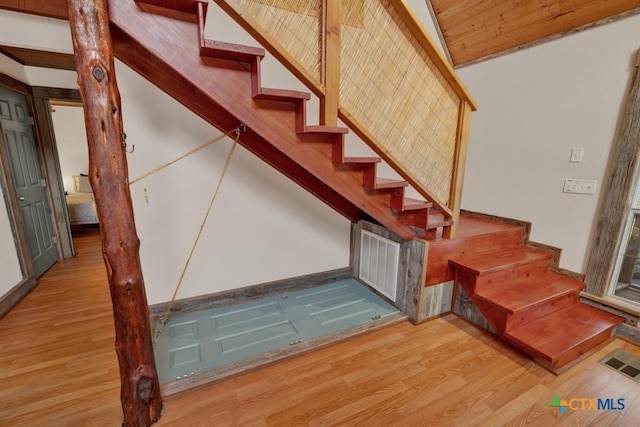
[136,0,206,14]
[304,125,349,134]
[476,272,584,313]
[373,178,409,189]
[420,210,453,231]
[448,247,551,276]
[505,303,622,361]
[428,218,454,229]
[201,39,265,63]
[343,157,381,164]
[257,87,310,101]
[402,197,432,211]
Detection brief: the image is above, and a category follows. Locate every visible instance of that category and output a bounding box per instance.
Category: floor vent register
[599,349,640,382]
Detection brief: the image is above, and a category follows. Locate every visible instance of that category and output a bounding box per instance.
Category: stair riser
[456,258,551,295]
[398,209,429,230]
[504,291,580,332]
[363,185,405,205]
[510,327,615,374]
[332,139,345,164]
[478,290,581,335]
[474,258,551,293]
[552,329,616,372]
[389,189,406,211]
[427,227,524,286]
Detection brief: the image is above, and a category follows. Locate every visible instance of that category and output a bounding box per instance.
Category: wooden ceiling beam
[0,45,75,70]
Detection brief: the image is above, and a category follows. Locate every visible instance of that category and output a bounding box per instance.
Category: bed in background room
[65,175,99,225]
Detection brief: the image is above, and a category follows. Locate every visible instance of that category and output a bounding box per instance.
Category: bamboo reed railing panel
[235,0,323,85]
[217,0,476,224]
[341,0,459,205]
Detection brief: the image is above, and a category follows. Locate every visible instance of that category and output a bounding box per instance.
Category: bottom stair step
[505,303,623,373]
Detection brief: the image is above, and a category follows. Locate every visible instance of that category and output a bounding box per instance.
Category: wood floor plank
[1,227,640,425]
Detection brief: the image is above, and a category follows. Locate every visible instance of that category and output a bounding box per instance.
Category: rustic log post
[66,0,162,425]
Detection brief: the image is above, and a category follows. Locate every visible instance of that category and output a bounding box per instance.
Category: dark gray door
[0,87,58,277]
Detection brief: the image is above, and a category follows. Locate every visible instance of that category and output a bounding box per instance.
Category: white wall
[117,61,350,305]
[456,15,640,273]
[408,0,446,54]
[0,10,78,89]
[0,9,73,53]
[51,105,88,193]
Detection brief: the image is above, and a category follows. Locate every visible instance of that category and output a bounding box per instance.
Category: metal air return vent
[359,230,399,302]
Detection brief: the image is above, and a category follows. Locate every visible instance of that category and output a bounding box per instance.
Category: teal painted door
[0,87,58,277]
[154,279,399,383]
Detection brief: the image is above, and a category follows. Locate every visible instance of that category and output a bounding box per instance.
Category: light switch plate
[570,148,584,163]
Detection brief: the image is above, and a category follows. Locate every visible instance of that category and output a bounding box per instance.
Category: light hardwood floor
[1,228,639,426]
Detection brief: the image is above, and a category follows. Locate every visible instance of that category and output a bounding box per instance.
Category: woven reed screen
[232,0,461,206]
[341,0,459,205]
[237,0,323,85]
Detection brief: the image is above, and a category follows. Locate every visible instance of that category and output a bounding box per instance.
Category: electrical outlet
[570,148,584,163]
[563,179,596,195]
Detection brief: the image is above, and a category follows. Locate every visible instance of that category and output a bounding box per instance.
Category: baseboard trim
[149,267,352,319]
[580,293,640,325]
[615,323,640,345]
[0,275,37,320]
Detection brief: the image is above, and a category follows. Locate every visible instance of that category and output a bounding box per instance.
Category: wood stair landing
[449,245,623,374]
[123,0,447,239]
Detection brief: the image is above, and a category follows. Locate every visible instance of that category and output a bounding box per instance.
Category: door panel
[0,87,58,277]
[154,279,399,383]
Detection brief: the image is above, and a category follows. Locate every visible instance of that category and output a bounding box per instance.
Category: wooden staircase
[107,0,622,374]
[107,0,448,240]
[448,232,623,374]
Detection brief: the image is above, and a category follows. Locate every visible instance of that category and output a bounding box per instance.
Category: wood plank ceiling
[0,0,638,69]
[429,0,640,66]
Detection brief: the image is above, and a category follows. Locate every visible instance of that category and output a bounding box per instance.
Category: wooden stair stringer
[114,0,440,239]
[109,8,362,225]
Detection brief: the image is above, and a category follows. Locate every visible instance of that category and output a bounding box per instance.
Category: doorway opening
[48,100,99,254]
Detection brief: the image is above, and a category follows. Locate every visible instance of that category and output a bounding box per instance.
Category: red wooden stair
[108,0,446,240]
[449,245,623,373]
